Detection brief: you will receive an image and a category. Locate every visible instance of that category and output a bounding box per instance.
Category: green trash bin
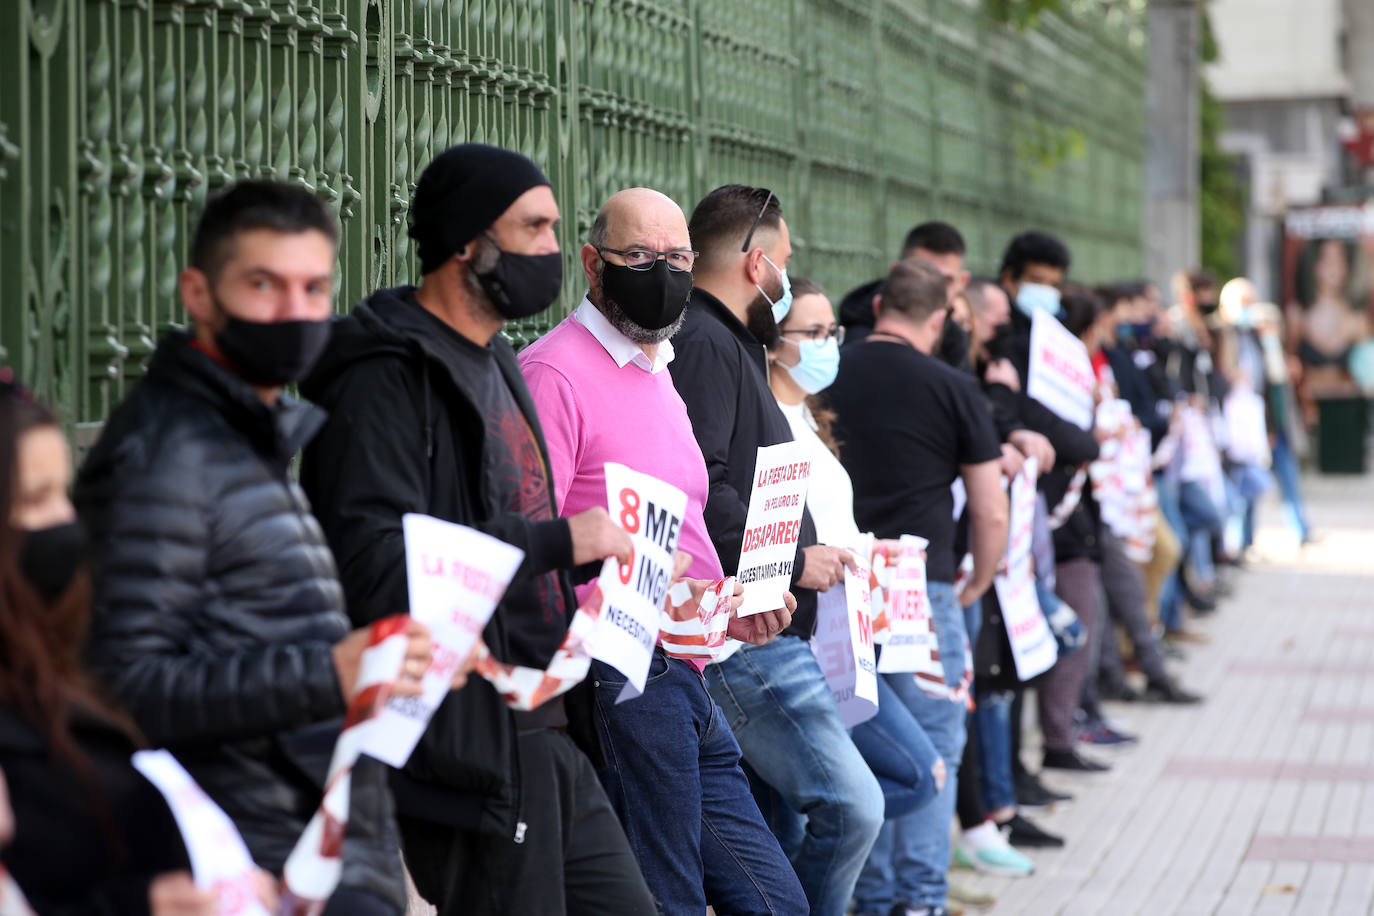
[1316,395,1368,474]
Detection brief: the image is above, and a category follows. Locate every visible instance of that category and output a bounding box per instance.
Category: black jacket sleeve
[670,334,752,574]
[984,382,1026,440]
[302,357,573,626]
[1016,393,1101,468]
[80,443,344,747]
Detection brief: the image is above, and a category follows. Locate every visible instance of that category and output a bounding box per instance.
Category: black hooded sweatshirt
[299,287,600,840]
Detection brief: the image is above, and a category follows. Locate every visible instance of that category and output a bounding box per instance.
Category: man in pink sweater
[519,188,804,914]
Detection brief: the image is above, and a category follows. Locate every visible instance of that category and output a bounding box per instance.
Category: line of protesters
[0,143,1283,916]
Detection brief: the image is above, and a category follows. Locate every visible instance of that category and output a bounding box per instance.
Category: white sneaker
[954,820,1035,877]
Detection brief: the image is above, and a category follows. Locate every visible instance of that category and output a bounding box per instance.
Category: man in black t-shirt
[829,257,1008,916]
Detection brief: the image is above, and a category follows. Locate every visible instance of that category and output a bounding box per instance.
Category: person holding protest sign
[767,277,957,846]
[0,378,280,915]
[75,181,435,916]
[519,186,806,914]
[669,185,882,916]
[300,145,656,916]
[828,257,1009,916]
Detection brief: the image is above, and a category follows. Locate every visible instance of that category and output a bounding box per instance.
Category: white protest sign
[132,750,269,916]
[993,458,1058,680]
[592,463,688,702]
[736,440,811,616]
[875,535,941,685]
[366,515,524,768]
[811,557,879,727]
[1027,309,1095,429]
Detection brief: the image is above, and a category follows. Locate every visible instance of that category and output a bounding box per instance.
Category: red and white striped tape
[278,616,413,916]
[657,577,736,662]
[473,583,605,711]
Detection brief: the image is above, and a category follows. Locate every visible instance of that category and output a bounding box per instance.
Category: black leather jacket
[76,334,403,910]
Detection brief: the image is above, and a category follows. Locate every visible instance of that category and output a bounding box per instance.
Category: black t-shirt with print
[401,296,571,728]
[828,336,1002,583]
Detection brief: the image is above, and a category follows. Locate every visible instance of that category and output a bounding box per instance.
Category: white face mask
[1015,282,1061,318]
[783,337,841,394]
[755,254,793,323]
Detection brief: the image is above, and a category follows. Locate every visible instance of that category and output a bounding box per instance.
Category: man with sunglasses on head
[668,185,884,916]
[519,187,806,914]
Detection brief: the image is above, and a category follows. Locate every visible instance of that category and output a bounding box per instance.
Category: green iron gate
[0,0,1147,433]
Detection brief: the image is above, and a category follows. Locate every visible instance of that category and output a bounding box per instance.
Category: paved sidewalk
[956,473,1374,916]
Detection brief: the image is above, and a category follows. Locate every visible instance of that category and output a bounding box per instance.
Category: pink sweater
[519,313,724,667]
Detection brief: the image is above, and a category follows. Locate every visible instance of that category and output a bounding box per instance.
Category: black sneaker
[1014,769,1073,807]
[1042,747,1111,772]
[1144,678,1204,705]
[1099,675,1143,703]
[998,812,1065,848]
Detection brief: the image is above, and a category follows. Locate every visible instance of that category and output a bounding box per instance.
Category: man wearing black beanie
[300,143,656,915]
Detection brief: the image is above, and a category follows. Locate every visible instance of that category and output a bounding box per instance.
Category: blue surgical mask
[756,254,793,323]
[783,337,840,394]
[1015,282,1061,319]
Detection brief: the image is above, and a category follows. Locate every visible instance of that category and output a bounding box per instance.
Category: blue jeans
[706,635,884,916]
[593,653,806,915]
[1155,473,1186,630]
[1179,479,1222,590]
[973,689,1017,812]
[849,675,943,820]
[854,581,969,914]
[1271,432,1310,540]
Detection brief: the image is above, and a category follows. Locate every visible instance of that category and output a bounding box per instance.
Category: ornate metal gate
[0,0,1146,430]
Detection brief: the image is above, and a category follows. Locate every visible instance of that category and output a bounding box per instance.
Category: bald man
[520,188,807,915]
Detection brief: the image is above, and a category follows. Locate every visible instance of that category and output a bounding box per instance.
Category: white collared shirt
[574,297,675,375]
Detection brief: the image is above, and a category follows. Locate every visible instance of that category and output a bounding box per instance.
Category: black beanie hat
[409,143,551,275]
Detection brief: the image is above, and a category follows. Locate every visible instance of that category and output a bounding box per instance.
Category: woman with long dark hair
[0,376,270,915]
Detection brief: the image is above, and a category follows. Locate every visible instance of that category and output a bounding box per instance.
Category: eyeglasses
[740,189,775,253]
[597,246,698,272]
[780,325,845,345]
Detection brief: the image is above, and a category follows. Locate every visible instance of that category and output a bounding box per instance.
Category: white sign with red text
[876,535,941,682]
[1028,309,1095,429]
[366,515,525,768]
[993,458,1058,680]
[737,441,811,616]
[132,750,269,916]
[593,463,688,702]
[811,556,879,727]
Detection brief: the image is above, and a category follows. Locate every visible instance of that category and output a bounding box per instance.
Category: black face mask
[475,247,564,320]
[600,260,694,331]
[1197,299,1219,316]
[214,305,333,388]
[938,317,973,372]
[985,321,1013,362]
[744,293,781,348]
[20,521,85,605]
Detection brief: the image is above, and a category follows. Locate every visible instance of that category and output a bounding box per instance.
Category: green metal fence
[0,0,1146,431]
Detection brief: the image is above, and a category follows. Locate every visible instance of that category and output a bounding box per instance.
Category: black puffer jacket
[75,334,403,910]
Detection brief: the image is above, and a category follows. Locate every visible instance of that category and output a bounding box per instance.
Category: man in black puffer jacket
[77,181,433,916]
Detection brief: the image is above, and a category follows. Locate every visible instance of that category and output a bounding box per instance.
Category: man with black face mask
[76,180,436,915]
[519,187,805,913]
[300,144,655,916]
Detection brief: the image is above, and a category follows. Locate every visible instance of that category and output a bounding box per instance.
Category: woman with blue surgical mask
[767,278,949,831]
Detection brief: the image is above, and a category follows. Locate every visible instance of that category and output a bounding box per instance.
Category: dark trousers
[1037,558,1102,751]
[590,654,805,916]
[399,729,656,916]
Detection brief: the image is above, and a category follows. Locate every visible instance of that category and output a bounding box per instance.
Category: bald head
[581,187,696,345]
[589,188,689,253]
